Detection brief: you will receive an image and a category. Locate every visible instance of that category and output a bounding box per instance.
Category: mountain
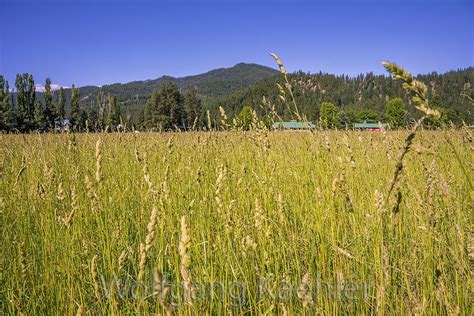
[77,63,279,103]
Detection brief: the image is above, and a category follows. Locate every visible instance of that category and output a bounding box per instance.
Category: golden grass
[0,130,472,314]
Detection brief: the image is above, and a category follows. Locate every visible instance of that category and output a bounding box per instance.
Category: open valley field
[1,130,472,314]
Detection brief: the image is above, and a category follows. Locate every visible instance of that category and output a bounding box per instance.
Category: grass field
[1,129,472,314]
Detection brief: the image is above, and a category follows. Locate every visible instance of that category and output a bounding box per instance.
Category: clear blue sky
[0,0,472,87]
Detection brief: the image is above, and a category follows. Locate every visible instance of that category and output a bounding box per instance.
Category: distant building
[354,122,388,131]
[272,120,316,130]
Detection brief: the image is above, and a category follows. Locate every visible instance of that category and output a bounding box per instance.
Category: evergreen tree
[15,73,36,132]
[108,95,121,129]
[144,89,159,129]
[157,83,183,130]
[34,98,45,130]
[56,87,66,121]
[0,76,14,132]
[80,110,89,131]
[319,102,340,129]
[96,90,107,129]
[70,85,81,130]
[43,78,56,129]
[184,88,202,129]
[135,107,145,130]
[385,98,406,129]
[87,107,99,131]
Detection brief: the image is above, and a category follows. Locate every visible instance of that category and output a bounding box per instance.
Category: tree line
[1,67,472,133]
[0,74,202,132]
[0,74,82,132]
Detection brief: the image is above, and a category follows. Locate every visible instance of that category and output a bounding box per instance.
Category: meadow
[1,129,472,315]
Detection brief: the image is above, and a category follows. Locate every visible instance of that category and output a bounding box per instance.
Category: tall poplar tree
[108,95,121,129]
[0,76,14,131]
[43,78,56,129]
[56,87,66,121]
[96,90,106,129]
[34,98,45,129]
[70,85,81,130]
[15,73,36,131]
[144,89,159,129]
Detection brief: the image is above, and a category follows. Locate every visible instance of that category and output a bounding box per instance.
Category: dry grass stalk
[383,61,440,117]
[57,182,65,201]
[137,205,159,282]
[134,146,142,163]
[277,193,286,224]
[336,246,354,259]
[61,185,78,226]
[75,304,84,316]
[386,118,423,202]
[261,96,283,122]
[206,109,212,131]
[380,125,392,159]
[270,52,302,121]
[219,106,229,130]
[254,198,271,238]
[14,155,27,187]
[296,272,313,307]
[90,255,100,300]
[9,296,25,316]
[84,175,99,213]
[142,152,158,196]
[332,174,354,212]
[343,135,356,168]
[95,138,102,184]
[17,239,27,280]
[42,163,54,188]
[215,164,226,216]
[375,189,387,215]
[179,215,193,305]
[191,116,198,131]
[383,62,441,202]
[117,250,127,273]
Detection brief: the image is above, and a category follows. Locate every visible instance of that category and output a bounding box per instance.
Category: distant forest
[0,63,472,132]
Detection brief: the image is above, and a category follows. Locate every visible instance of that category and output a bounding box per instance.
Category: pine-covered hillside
[212,67,474,124]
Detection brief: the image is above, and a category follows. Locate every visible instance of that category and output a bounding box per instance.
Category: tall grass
[1,129,471,314]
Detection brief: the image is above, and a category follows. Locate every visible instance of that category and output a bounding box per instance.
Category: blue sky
[0,0,472,88]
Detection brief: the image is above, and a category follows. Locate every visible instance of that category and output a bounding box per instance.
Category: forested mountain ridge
[212,67,474,124]
[77,63,279,102]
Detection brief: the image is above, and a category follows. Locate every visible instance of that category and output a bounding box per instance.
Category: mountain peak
[78,62,278,99]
